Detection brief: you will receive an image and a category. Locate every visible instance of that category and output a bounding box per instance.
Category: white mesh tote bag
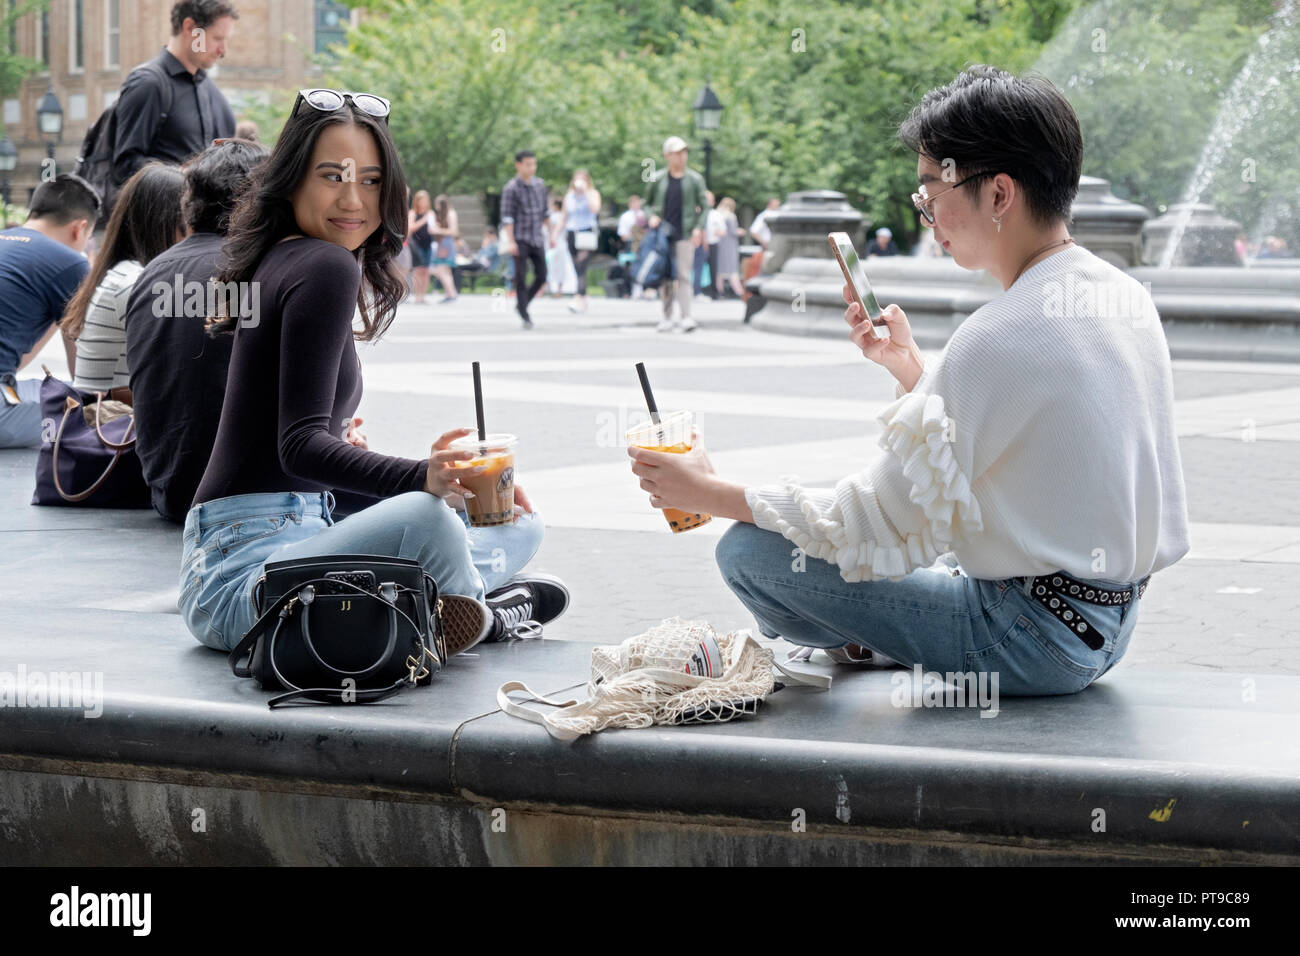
[497,617,829,741]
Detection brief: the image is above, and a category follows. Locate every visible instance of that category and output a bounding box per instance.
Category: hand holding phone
[828,232,890,341]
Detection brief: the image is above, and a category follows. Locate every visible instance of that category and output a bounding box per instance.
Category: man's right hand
[648,215,661,229]
[424,427,485,499]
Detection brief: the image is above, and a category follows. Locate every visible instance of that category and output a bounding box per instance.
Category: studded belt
[1028,571,1150,651]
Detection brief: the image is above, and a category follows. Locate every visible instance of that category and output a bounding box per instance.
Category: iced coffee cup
[449,433,517,527]
[625,410,712,533]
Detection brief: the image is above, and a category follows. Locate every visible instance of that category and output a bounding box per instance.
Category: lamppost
[0,136,16,227]
[37,86,63,167]
[692,80,724,186]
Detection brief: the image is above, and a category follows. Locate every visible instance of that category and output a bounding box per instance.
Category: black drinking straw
[635,362,661,425]
[471,361,487,449]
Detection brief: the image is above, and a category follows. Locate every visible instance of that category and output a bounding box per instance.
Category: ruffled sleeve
[745,387,983,582]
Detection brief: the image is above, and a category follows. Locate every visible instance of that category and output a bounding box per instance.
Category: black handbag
[228,554,447,708]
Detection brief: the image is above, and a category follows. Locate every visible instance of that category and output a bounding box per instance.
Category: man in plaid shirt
[499,150,549,329]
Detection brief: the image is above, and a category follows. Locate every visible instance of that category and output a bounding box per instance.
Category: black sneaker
[483,573,571,642]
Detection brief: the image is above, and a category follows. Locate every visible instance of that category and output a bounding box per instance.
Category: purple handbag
[31,365,150,508]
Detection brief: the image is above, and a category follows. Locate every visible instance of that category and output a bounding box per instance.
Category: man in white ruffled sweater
[627,65,1190,696]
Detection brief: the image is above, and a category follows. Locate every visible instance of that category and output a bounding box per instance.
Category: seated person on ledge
[126,138,269,523]
[180,89,568,660]
[0,175,98,448]
[627,65,1190,697]
[61,163,187,409]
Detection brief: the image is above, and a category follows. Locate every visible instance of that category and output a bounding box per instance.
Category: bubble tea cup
[625,410,712,533]
[450,433,517,527]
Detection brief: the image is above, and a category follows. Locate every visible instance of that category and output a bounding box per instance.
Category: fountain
[1143,204,1242,267]
[1070,176,1150,268]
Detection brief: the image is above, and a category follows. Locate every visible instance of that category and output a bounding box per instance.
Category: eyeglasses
[292,89,391,123]
[911,173,987,226]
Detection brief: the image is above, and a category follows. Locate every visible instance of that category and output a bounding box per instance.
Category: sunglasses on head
[292,89,391,123]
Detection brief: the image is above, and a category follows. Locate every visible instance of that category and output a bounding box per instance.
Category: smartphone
[0,374,20,406]
[828,232,890,340]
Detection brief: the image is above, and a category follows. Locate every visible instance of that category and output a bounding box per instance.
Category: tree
[0,1,46,101]
[1034,0,1282,242]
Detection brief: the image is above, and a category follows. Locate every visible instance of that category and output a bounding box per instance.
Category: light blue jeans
[179,490,545,652]
[716,522,1139,696]
[0,377,43,448]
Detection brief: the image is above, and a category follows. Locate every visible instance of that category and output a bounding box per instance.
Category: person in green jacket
[643,135,709,332]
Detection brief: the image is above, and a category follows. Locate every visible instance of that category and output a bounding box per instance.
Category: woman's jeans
[716,523,1139,696]
[179,490,545,652]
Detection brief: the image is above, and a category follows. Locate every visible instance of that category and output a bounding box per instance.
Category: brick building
[2,0,355,202]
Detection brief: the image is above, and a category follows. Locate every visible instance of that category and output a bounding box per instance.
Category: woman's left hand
[344,416,368,450]
[627,428,720,514]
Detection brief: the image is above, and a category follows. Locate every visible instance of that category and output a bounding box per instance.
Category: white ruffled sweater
[744,244,1191,584]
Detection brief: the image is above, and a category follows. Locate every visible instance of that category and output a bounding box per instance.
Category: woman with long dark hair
[629,66,1190,696]
[60,162,186,403]
[181,89,568,658]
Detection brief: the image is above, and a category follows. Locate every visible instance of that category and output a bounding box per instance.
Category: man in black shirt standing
[106,1,238,226]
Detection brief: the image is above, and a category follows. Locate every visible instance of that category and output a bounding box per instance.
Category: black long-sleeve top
[192,237,429,507]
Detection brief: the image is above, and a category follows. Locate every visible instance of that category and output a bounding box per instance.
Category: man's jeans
[716,522,1139,696]
[0,377,43,448]
[179,490,544,652]
[661,239,696,321]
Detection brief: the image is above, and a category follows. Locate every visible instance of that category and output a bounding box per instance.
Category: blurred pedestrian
[747,197,780,250]
[406,189,434,303]
[644,135,709,333]
[499,149,548,328]
[704,190,723,299]
[618,195,650,297]
[713,197,745,299]
[546,196,577,296]
[866,227,899,256]
[429,194,459,303]
[561,169,601,313]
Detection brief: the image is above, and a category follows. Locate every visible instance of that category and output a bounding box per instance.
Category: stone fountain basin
[749,255,1300,341]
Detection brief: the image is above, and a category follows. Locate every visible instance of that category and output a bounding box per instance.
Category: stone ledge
[4,618,1298,861]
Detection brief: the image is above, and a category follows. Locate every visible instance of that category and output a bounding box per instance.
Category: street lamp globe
[692,82,724,132]
[0,136,17,173]
[37,87,63,138]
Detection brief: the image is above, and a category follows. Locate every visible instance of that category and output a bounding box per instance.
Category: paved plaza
[20,290,1300,674]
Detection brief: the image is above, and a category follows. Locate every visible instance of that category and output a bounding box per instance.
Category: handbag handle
[92,389,137,452]
[298,587,400,680]
[266,613,412,708]
[51,395,127,503]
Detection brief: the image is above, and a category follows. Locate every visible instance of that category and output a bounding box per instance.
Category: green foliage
[259,0,1291,249]
[0,0,46,100]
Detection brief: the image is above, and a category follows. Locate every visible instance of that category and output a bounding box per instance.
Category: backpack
[632,224,674,289]
[75,58,175,223]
